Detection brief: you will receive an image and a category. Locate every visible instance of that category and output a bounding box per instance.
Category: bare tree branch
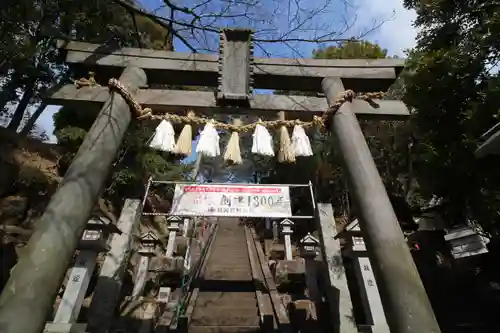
[110,0,199,52]
[109,0,395,60]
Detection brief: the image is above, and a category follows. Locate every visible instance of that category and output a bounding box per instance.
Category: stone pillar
[280,219,294,261]
[166,216,181,257]
[54,251,97,323]
[315,203,357,333]
[182,218,191,237]
[272,221,279,241]
[87,199,142,333]
[345,220,389,332]
[265,218,271,230]
[45,218,114,333]
[131,231,159,298]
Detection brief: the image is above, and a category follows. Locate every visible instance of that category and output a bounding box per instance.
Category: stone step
[203,262,250,272]
[203,274,252,282]
[211,244,247,249]
[196,292,257,309]
[198,280,255,292]
[191,305,259,326]
[205,264,250,270]
[189,219,261,331]
[195,293,257,308]
[210,245,247,250]
[188,325,260,333]
[208,254,249,261]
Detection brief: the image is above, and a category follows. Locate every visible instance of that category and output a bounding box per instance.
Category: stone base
[274,259,306,293]
[275,259,306,275]
[268,243,299,260]
[289,300,319,333]
[44,322,87,333]
[149,256,184,273]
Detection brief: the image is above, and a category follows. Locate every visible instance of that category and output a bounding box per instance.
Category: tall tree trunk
[19,102,47,136]
[7,79,36,132]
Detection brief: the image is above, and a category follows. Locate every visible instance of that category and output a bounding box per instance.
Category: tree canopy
[403,0,500,230]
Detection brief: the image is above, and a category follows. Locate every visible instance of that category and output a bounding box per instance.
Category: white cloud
[352,0,418,56]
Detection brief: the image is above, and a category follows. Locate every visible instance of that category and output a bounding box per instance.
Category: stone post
[131,231,159,298]
[315,203,357,333]
[345,220,389,333]
[280,219,294,261]
[182,218,191,237]
[265,218,271,230]
[272,221,279,241]
[87,199,142,333]
[166,216,181,257]
[45,217,114,333]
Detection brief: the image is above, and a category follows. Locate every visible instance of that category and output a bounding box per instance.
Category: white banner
[170,184,292,218]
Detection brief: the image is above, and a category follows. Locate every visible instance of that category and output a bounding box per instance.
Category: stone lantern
[300,233,320,302]
[131,231,160,299]
[78,217,116,252]
[300,233,320,258]
[46,217,119,333]
[166,215,182,257]
[138,231,160,256]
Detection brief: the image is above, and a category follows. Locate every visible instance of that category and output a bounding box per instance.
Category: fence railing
[171,218,218,323]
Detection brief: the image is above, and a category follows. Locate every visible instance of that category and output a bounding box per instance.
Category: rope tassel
[149,120,176,152]
[174,111,195,156]
[278,125,296,163]
[292,123,313,157]
[224,118,243,164]
[196,120,220,157]
[251,120,274,157]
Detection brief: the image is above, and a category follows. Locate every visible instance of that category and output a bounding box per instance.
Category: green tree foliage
[54,105,191,207]
[46,1,189,207]
[268,41,414,221]
[403,0,500,229]
[313,40,389,59]
[0,0,172,133]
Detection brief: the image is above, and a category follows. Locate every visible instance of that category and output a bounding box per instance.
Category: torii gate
[0,29,440,333]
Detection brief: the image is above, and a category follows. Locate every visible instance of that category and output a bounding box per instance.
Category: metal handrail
[171,221,218,323]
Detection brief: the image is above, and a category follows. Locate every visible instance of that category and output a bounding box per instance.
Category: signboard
[169,184,292,218]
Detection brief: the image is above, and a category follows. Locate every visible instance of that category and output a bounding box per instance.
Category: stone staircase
[189,218,260,333]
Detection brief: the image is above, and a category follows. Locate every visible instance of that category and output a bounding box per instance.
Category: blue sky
[34,0,418,147]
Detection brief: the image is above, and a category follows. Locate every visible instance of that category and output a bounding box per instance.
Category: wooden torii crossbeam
[0,29,441,333]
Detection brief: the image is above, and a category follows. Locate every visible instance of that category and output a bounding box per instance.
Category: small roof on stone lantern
[300,233,320,246]
[86,216,123,235]
[280,218,294,226]
[345,219,361,232]
[140,231,160,243]
[167,215,182,222]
